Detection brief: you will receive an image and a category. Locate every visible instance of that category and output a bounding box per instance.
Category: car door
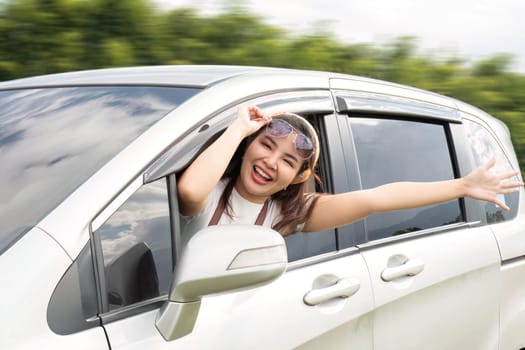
[334,88,501,349]
[93,92,375,349]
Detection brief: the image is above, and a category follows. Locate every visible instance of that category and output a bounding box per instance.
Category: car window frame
[334,105,473,247]
[89,174,177,323]
[156,90,340,263]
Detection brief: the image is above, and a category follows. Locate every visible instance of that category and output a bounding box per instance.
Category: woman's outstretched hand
[233,105,271,137]
[463,157,524,210]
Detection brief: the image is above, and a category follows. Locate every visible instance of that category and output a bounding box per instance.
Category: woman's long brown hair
[218,114,322,236]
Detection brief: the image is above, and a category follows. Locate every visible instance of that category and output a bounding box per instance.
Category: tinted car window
[0,86,199,254]
[95,179,172,311]
[350,117,462,241]
[463,119,519,223]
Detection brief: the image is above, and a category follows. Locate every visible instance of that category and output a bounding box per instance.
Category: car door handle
[381,258,425,282]
[303,278,360,306]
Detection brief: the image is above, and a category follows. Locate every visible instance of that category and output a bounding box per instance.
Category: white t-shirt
[180,180,282,246]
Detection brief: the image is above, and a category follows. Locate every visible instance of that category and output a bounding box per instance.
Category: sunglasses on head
[266,118,314,159]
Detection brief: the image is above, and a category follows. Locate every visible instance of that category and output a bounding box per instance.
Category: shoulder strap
[208,199,226,226]
[255,199,269,225]
[208,199,269,226]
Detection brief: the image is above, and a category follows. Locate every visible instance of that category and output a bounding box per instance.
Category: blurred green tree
[0,0,524,173]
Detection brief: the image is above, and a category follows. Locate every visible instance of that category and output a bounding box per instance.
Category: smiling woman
[178,107,322,244]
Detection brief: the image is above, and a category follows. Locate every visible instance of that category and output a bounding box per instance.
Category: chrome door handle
[381,258,425,282]
[303,278,360,306]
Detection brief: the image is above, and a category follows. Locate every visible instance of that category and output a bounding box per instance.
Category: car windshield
[0,86,200,254]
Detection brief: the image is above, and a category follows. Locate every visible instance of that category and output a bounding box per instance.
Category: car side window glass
[463,119,519,222]
[350,117,463,241]
[94,178,172,311]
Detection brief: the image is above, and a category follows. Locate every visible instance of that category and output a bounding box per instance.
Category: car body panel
[104,251,374,350]
[0,65,285,89]
[499,259,525,349]
[0,227,108,349]
[360,225,501,349]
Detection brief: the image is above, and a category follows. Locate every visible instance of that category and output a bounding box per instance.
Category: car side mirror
[155,224,287,341]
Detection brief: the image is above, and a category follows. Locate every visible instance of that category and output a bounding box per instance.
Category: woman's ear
[291,169,311,184]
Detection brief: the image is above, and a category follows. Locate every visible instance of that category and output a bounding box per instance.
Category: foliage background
[1,0,524,172]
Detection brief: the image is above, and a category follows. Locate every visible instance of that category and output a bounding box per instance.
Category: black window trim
[448,121,487,224]
[332,112,367,248]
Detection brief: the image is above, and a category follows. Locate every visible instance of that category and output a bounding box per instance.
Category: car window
[168,92,337,262]
[463,119,519,223]
[349,117,463,241]
[0,86,200,255]
[94,178,173,311]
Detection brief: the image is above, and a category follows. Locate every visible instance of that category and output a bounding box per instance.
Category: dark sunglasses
[266,119,314,159]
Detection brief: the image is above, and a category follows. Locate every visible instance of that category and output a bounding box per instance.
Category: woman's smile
[252,165,273,183]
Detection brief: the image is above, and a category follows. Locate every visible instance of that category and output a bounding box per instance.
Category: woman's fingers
[494,199,510,211]
[500,179,524,188]
[498,170,521,180]
[249,106,271,122]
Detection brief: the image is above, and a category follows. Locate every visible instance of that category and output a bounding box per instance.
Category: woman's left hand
[463,157,524,210]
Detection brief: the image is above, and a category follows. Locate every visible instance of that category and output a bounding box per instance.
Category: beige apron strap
[208,199,269,226]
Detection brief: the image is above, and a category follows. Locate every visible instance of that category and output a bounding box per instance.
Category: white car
[0,65,524,350]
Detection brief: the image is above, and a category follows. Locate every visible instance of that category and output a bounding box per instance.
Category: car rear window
[0,86,200,254]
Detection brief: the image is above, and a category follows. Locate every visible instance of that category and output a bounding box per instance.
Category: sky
[152,0,525,73]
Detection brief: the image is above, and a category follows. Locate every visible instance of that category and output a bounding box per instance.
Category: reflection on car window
[350,117,462,241]
[95,179,172,311]
[463,119,519,223]
[0,86,200,254]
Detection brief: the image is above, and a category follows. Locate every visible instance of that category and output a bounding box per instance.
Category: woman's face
[235,131,305,203]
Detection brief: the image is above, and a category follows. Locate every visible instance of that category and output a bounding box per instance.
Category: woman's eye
[283,159,294,167]
[262,142,271,150]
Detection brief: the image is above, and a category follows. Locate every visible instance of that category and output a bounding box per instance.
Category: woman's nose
[263,152,279,169]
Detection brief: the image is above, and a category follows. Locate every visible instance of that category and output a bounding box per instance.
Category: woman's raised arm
[304,158,523,232]
[177,106,270,216]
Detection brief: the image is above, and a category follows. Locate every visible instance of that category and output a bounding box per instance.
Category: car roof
[0,64,455,108]
[0,64,507,133]
[0,65,331,90]
[0,64,454,108]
